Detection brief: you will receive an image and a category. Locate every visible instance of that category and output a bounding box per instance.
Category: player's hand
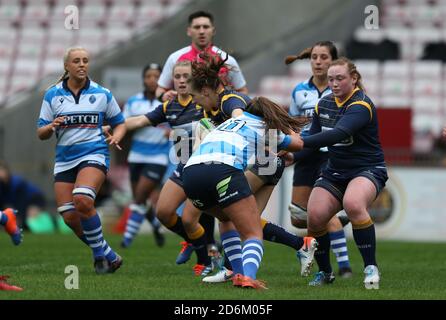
[442,126,446,139]
[51,116,66,131]
[163,90,177,101]
[104,130,122,150]
[280,151,295,167]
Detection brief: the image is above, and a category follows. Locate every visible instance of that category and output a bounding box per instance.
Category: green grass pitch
[1,233,445,300]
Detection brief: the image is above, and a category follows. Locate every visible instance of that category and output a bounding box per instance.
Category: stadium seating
[257,0,446,155]
[0,0,190,104]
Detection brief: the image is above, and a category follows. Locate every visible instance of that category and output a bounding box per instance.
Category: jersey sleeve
[157,53,176,89]
[226,56,247,90]
[288,86,299,116]
[37,90,54,128]
[221,95,247,117]
[145,102,167,126]
[105,95,125,127]
[277,132,292,150]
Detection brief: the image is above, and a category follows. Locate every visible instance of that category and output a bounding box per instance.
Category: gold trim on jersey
[334,87,360,107]
[347,101,373,121]
[162,100,169,114]
[178,95,193,107]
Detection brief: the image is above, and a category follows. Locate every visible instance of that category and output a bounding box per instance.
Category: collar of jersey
[191,43,213,56]
[309,76,330,96]
[334,87,360,107]
[62,77,91,94]
[177,95,192,107]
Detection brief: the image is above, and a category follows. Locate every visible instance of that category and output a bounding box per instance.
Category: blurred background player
[301,58,387,289]
[37,47,126,274]
[156,10,248,102]
[285,41,353,278]
[0,208,22,246]
[121,63,167,248]
[0,161,47,231]
[0,208,23,291]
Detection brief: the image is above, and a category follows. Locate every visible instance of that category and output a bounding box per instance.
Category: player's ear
[187,26,192,38]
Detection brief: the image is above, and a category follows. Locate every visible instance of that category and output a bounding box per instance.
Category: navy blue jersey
[145,95,203,160]
[309,88,386,173]
[204,89,251,125]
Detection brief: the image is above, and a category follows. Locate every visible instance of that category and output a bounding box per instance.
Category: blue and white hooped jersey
[123,93,170,165]
[289,77,331,137]
[37,78,125,175]
[185,112,291,171]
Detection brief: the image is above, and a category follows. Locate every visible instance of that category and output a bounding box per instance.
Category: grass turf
[1,233,445,300]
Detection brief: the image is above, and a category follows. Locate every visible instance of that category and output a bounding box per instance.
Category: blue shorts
[54,161,108,183]
[293,151,328,187]
[249,156,285,186]
[169,163,185,187]
[128,163,168,184]
[314,166,388,203]
[183,163,252,211]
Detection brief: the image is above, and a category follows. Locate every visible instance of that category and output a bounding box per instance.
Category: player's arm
[127,102,168,131]
[37,116,65,140]
[125,115,151,131]
[302,104,370,149]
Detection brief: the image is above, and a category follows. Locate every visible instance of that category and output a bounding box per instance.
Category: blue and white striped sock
[221,230,243,275]
[122,204,146,246]
[81,213,105,259]
[242,238,264,280]
[329,230,351,269]
[102,240,118,262]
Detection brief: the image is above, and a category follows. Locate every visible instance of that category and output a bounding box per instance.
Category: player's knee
[343,198,365,216]
[72,195,94,214]
[155,205,173,224]
[72,186,96,214]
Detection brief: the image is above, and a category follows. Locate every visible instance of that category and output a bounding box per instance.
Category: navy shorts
[183,163,253,211]
[293,151,328,187]
[129,163,167,184]
[249,156,285,186]
[314,166,388,203]
[54,161,108,183]
[168,162,185,187]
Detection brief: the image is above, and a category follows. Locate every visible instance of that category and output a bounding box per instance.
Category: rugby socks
[242,238,264,280]
[329,229,351,270]
[221,230,243,275]
[145,204,162,231]
[102,239,118,263]
[200,213,216,245]
[262,218,304,250]
[311,231,332,274]
[188,225,211,265]
[352,219,377,267]
[165,214,190,241]
[81,213,106,259]
[122,203,146,247]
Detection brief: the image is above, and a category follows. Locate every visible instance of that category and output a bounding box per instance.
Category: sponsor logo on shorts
[217,191,239,203]
[216,176,231,197]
